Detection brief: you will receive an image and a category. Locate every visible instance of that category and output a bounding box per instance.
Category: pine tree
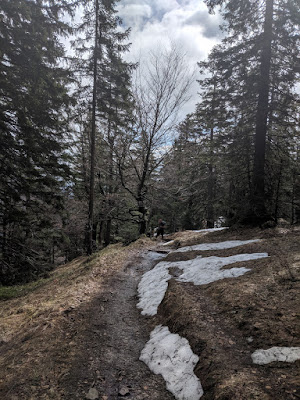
[203,0,300,224]
[158,115,202,230]
[196,51,231,227]
[0,0,75,284]
[74,0,134,251]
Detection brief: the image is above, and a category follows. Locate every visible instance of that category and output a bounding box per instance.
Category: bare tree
[117,44,195,234]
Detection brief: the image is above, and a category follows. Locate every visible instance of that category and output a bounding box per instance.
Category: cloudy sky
[116,0,223,116]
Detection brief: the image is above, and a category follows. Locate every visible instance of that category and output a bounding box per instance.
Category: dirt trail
[63,250,174,400]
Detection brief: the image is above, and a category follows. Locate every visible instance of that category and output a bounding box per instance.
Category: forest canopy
[0,0,299,285]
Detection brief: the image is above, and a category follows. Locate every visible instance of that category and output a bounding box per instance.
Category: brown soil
[0,228,299,400]
[60,251,175,400]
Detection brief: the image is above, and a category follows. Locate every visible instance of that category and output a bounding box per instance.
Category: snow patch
[173,239,261,253]
[137,253,268,316]
[140,325,203,400]
[192,227,228,233]
[175,253,268,285]
[137,261,172,316]
[146,251,167,261]
[251,347,300,365]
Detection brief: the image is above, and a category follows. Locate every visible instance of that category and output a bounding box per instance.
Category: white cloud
[118,4,153,30]
[117,0,223,119]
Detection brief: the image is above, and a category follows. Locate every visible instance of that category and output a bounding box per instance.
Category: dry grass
[0,238,154,399]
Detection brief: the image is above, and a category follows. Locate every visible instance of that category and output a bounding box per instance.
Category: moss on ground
[0,278,51,301]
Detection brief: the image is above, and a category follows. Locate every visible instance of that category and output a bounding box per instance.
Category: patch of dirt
[61,251,175,400]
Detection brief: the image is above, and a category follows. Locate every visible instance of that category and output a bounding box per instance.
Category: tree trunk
[1,218,7,260]
[87,0,99,255]
[92,221,98,243]
[104,219,111,246]
[98,219,104,247]
[274,159,283,224]
[207,77,217,228]
[252,0,274,223]
[207,126,215,228]
[291,147,300,224]
[138,198,147,234]
[105,117,114,247]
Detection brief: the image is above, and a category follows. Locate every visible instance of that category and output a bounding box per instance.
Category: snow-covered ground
[251,347,300,365]
[173,239,261,253]
[140,325,203,400]
[137,261,172,316]
[192,228,228,233]
[137,252,268,316]
[175,253,268,285]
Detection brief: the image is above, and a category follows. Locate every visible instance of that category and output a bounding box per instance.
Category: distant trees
[73,42,194,244]
[195,53,229,228]
[154,115,201,231]
[0,0,75,284]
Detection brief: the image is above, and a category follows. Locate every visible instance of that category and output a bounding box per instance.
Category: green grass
[0,278,51,301]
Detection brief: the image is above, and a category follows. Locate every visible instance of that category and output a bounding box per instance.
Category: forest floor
[0,226,299,400]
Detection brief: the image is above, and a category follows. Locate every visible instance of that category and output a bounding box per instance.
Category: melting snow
[251,347,300,365]
[140,325,203,400]
[173,239,260,253]
[175,253,268,285]
[192,228,228,233]
[137,253,268,316]
[137,261,172,316]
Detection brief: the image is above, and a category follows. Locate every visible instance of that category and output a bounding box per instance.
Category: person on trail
[156,219,166,240]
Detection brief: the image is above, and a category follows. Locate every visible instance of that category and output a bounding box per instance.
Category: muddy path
[63,249,174,400]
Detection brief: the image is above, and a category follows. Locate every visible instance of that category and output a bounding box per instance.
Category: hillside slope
[0,227,299,399]
[158,228,300,399]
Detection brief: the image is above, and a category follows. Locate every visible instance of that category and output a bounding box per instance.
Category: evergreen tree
[0,0,74,284]
[156,115,202,231]
[196,51,230,227]
[203,0,300,224]
[74,0,134,251]
[156,0,299,229]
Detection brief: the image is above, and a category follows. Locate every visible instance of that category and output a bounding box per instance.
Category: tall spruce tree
[0,0,75,284]
[196,51,230,227]
[74,0,134,252]
[204,0,300,224]
[141,1,299,229]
